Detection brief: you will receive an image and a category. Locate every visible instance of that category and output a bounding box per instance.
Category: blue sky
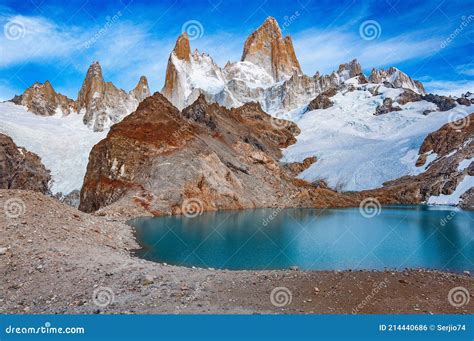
[0,0,473,100]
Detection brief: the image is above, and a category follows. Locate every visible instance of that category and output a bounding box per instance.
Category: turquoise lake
[129,206,474,271]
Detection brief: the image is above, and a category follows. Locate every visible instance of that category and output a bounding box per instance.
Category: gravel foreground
[1,190,472,314]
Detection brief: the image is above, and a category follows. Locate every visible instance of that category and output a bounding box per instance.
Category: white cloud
[456,63,474,76]
[0,15,85,67]
[423,79,474,96]
[292,28,443,75]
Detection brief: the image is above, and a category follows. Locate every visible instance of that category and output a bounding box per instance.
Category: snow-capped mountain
[77,62,150,131]
[162,16,427,116]
[10,61,150,132]
[11,81,76,116]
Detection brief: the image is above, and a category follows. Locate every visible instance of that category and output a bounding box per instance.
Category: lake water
[129,206,474,271]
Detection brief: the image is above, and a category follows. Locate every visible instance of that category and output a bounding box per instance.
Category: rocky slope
[11,81,76,116]
[162,17,426,116]
[10,62,150,132]
[0,133,50,193]
[79,93,357,216]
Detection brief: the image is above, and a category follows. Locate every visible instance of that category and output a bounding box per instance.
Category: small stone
[314,287,320,293]
[0,247,7,255]
[399,279,408,284]
[290,266,299,271]
[463,271,470,276]
[141,274,154,285]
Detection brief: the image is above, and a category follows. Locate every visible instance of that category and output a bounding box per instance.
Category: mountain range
[0,16,472,211]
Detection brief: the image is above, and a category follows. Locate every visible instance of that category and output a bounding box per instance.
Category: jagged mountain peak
[77,62,150,131]
[241,17,301,81]
[130,75,151,103]
[337,59,362,78]
[172,33,191,61]
[85,61,104,80]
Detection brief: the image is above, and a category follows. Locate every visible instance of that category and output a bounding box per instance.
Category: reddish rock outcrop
[79,93,357,216]
[11,81,76,116]
[241,16,302,81]
[0,134,51,193]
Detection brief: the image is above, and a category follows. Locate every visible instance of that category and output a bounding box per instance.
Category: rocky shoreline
[1,190,472,314]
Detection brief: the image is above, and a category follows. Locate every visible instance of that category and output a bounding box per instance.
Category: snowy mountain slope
[0,102,107,194]
[282,83,472,191]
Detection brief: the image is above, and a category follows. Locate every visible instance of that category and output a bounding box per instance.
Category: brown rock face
[241,17,302,81]
[79,93,357,216]
[11,81,76,116]
[283,156,317,177]
[337,59,362,78]
[162,34,192,109]
[0,134,51,193]
[129,76,151,103]
[307,88,337,111]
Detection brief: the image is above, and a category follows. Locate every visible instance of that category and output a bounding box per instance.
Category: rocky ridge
[0,134,51,193]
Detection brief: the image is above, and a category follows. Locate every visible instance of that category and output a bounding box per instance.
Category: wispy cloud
[292,28,443,75]
[0,15,85,67]
[423,79,474,96]
[456,63,474,76]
